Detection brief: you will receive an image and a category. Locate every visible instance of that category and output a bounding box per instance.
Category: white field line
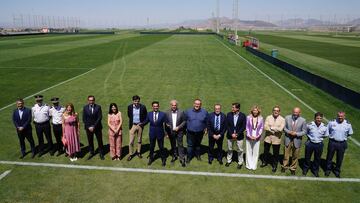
[0,68,96,112]
[0,170,11,181]
[0,161,359,183]
[214,37,360,148]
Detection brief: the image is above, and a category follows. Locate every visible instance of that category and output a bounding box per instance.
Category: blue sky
[1,0,359,27]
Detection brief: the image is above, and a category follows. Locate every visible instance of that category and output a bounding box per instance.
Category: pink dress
[108,113,122,158]
[63,115,80,156]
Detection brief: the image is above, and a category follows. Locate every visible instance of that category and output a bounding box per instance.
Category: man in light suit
[165,100,186,167]
[141,101,167,166]
[83,95,104,160]
[282,107,307,175]
[12,98,35,158]
[207,104,226,165]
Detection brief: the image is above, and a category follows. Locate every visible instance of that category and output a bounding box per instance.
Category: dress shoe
[272,166,277,173]
[237,164,242,169]
[291,170,296,175]
[208,160,212,165]
[162,160,166,167]
[196,156,202,161]
[260,162,268,168]
[49,150,56,156]
[99,154,105,160]
[38,150,46,157]
[127,154,135,161]
[335,173,340,178]
[31,153,36,159]
[218,160,223,165]
[302,170,308,176]
[112,156,116,160]
[181,162,186,167]
[171,156,178,163]
[19,154,25,159]
[137,153,143,159]
[324,171,330,177]
[186,158,191,164]
[281,168,286,173]
[225,162,231,167]
[148,158,153,166]
[313,172,319,177]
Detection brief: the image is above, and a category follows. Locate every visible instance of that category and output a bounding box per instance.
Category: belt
[133,123,140,125]
[34,121,50,125]
[330,139,346,143]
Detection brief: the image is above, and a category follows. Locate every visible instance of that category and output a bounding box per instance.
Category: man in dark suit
[165,100,186,167]
[207,104,226,165]
[225,102,246,169]
[82,95,104,160]
[127,95,147,161]
[141,101,167,166]
[12,98,35,158]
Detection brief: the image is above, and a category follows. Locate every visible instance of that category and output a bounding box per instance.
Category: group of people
[12,95,353,178]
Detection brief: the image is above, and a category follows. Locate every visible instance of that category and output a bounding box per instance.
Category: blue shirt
[185,108,208,132]
[306,121,328,143]
[133,106,140,123]
[327,119,353,141]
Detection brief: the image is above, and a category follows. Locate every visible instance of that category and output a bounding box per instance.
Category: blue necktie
[215,115,220,130]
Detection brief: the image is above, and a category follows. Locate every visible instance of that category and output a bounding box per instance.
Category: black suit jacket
[226,112,246,140]
[82,104,103,130]
[12,107,32,130]
[127,104,147,129]
[207,112,226,137]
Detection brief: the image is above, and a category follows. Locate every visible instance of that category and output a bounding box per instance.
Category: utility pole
[216,0,219,33]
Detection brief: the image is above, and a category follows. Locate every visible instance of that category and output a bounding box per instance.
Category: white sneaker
[70,158,74,162]
[73,157,78,161]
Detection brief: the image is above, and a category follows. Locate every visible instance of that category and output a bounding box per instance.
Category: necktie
[90,105,94,114]
[215,115,220,130]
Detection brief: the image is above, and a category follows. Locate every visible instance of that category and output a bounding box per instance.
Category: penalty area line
[0,160,359,183]
[214,37,360,148]
[0,68,96,112]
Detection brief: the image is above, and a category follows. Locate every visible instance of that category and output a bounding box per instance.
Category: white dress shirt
[32,103,50,123]
[172,112,177,130]
[49,106,65,125]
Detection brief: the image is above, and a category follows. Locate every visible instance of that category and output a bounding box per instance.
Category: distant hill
[175,17,277,29]
[347,18,360,26]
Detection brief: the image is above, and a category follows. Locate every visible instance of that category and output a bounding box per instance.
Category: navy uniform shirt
[306,121,328,143]
[327,119,353,141]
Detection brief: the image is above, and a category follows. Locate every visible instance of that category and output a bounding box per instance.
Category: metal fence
[246,47,360,109]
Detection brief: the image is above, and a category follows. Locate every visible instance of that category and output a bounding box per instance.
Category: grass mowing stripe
[214,36,360,148]
[0,170,11,181]
[0,161,359,183]
[0,66,91,70]
[0,68,96,112]
[252,33,360,68]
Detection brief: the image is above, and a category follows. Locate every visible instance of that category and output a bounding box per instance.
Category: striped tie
[215,115,220,130]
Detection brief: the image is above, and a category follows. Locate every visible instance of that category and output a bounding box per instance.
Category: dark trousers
[52,124,63,151]
[86,128,104,155]
[208,135,224,161]
[263,142,280,166]
[17,128,35,155]
[326,139,347,176]
[149,136,165,161]
[303,141,323,173]
[169,131,185,161]
[187,130,204,160]
[35,121,53,151]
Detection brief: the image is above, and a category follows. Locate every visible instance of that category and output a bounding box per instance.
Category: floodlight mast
[233,0,239,40]
[216,0,219,33]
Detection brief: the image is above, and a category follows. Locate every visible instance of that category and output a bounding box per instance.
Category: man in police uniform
[32,95,54,156]
[49,97,65,156]
[303,112,328,177]
[325,111,353,178]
